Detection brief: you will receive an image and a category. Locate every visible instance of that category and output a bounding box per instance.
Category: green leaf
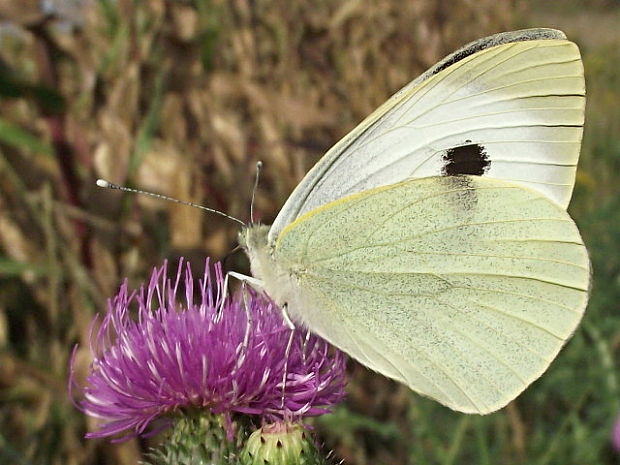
[0,119,53,156]
[0,258,48,277]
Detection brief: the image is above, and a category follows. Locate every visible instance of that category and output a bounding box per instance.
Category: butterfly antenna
[96,179,245,226]
[250,161,263,224]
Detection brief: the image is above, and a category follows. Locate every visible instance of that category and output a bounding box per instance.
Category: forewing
[269,28,585,242]
[275,176,590,413]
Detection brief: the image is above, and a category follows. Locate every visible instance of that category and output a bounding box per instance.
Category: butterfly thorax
[239,224,297,310]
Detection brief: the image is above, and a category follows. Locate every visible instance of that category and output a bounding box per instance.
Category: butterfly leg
[236,281,253,367]
[218,271,264,317]
[224,271,295,330]
[222,271,296,410]
[227,271,264,290]
[280,302,295,330]
[281,325,295,410]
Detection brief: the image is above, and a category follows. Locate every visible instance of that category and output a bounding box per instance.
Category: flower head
[70,259,346,440]
[241,422,325,465]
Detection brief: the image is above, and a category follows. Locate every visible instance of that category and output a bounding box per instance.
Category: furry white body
[239,225,312,326]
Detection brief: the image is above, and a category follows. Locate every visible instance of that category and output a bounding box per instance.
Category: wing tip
[429,28,569,78]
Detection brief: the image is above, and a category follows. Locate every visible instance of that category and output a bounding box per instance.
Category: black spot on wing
[441,141,490,176]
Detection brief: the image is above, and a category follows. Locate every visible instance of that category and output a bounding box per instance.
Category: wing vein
[438,271,587,292]
[306,273,496,410]
[432,295,555,363]
[405,106,584,130]
[394,42,523,126]
[304,217,574,265]
[448,284,583,314]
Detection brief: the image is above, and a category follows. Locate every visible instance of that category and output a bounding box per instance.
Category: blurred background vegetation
[0,0,618,464]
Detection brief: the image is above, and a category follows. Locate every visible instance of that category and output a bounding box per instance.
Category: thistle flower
[69,259,347,441]
[241,422,328,465]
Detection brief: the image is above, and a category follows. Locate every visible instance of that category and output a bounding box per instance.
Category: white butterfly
[238,28,589,414]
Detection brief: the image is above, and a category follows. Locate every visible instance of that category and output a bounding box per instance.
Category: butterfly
[237,27,590,414]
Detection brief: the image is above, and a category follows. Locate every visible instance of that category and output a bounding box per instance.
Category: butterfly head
[238,224,269,252]
[238,224,283,294]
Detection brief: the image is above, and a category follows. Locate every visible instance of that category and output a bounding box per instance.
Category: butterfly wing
[273,176,590,413]
[269,28,585,242]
